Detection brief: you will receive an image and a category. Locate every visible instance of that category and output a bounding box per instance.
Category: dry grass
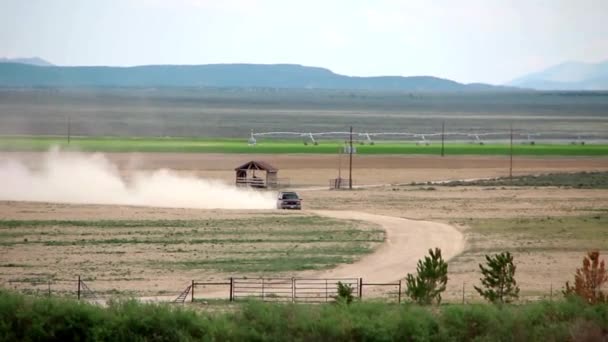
[0,212,382,297]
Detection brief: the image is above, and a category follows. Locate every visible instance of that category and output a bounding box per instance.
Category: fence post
[48,280,51,297]
[291,278,295,303]
[325,279,328,302]
[77,275,81,300]
[550,283,553,301]
[230,277,234,302]
[359,278,363,299]
[462,282,465,304]
[191,280,194,303]
[398,280,402,304]
[262,278,265,301]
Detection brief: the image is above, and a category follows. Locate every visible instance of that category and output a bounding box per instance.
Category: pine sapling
[405,247,448,305]
[475,251,519,303]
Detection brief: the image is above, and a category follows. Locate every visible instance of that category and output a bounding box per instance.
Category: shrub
[564,250,608,304]
[475,251,520,303]
[405,247,448,305]
[2,290,608,341]
[335,281,354,304]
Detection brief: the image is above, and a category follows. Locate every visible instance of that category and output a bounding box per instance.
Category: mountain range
[2,57,607,91]
[508,60,608,90]
[0,59,513,92]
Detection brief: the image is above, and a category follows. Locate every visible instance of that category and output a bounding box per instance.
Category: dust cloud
[0,149,277,209]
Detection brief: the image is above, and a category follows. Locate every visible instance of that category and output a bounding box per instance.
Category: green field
[1,136,607,156]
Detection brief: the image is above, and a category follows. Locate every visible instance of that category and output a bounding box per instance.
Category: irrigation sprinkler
[246,129,605,146]
[520,133,540,145]
[463,132,509,145]
[415,134,430,146]
[248,130,257,146]
[571,135,585,145]
[302,133,317,146]
[359,132,374,145]
[469,134,484,145]
[248,130,420,146]
[308,133,318,146]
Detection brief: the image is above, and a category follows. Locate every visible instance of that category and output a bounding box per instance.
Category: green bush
[1,290,608,341]
[335,281,355,304]
[475,251,520,303]
[405,248,448,305]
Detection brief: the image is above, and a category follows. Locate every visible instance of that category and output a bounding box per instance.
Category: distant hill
[0,57,54,67]
[0,62,515,91]
[508,60,608,90]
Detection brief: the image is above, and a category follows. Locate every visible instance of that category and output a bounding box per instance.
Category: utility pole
[441,121,445,157]
[338,147,342,178]
[509,124,513,182]
[337,146,342,189]
[462,282,465,304]
[349,126,353,190]
[67,116,71,144]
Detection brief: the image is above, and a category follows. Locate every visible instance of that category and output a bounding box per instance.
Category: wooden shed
[235,160,278,188]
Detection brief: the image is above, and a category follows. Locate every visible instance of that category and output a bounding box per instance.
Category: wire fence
[1,276,565,305]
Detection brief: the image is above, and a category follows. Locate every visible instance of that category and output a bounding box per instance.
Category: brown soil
[1,152,607,302]
[2,152,607,187]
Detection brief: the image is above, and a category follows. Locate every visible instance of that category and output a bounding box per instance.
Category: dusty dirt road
[310,211,464,282]
[130,209,465,303]
[132,209,465,302]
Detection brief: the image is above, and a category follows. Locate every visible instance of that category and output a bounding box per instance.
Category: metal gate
[231,277,360,303]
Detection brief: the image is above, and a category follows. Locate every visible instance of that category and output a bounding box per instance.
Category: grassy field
[1,135,607,155]
[446,214,608,299]
[0,215,384,293]
[461,214,608,253]
[437,171,608,188]
[2,290,608,341]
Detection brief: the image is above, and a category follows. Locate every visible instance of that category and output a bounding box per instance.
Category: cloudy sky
[1,0,607,84]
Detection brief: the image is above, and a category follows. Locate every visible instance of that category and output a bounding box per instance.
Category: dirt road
[132,210,465,302]
[311,210,464,282]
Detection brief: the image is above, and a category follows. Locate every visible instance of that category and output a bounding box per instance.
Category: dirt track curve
[134,210,465,303]
[311,210,465,282]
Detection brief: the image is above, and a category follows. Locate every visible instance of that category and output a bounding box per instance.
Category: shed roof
[235,160,278,173]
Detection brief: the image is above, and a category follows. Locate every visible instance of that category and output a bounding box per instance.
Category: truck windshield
[282,193,299,200]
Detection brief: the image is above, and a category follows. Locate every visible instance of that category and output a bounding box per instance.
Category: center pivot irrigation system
[247,129,603,146]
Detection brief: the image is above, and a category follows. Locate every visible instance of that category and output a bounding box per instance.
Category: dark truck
[276,191,302,210]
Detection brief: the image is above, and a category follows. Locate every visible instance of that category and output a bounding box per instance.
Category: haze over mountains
[509,60,608,90]
[0,57,54,67]
[1,57,607,91]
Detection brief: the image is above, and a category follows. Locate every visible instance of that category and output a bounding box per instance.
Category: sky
[1,0,607,84]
